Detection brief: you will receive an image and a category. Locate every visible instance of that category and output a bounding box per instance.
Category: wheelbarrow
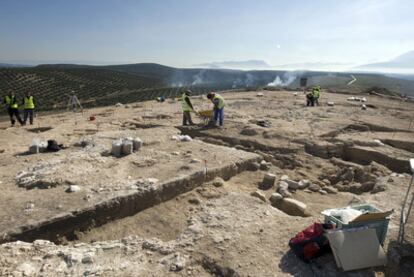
[196,110,214,126]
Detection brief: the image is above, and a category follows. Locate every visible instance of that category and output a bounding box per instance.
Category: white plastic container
[111,140,123,157]
[122,140,133,155]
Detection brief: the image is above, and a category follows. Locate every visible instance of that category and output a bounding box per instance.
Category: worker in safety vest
[312,86,321,106]
[22,91,35,125]
[3,91,23,126]
[207,92,225,127]
[181,90,195,126]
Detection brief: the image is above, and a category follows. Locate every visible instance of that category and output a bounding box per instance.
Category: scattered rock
[188,198,201,205]
[298,179,311,189]
[249,162,260,171]
[324,186,338,194]
[81,254,94,264]
[240,127,258,136]
[371,177,389,194]
[251,190,267,202]
[284,179,300,190]
[24,202,35,212]
[66,185,81,193]
[260,173,276,190]
[349,183,363,194]
[269,193,283,206]
[308,183,321,192]
[318,189,328,195]
[280,175,289,181]
[254,119,271,128]
[260,160,270,171]
[190,159,201,164]
[275,198,308,217]
[180,165,192,171]
[322,179,331,186]
[348,196,364,205]
[170,253,186,272]
[211,177,225,187]
[278,181,292,198]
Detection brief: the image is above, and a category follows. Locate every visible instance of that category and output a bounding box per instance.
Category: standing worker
[67,92,83,112]
[207,92,225,127]
[22,91,35,125]
[312,86,321,106]
[3,91,23,126]
[181,90,195,126]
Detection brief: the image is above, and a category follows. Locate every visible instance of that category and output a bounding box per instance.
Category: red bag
[289,223,334,262]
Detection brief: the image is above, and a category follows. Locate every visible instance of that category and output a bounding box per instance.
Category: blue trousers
[214,108,224,126]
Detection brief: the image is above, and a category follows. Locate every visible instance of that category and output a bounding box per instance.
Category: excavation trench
[1,155,260,245]
[321,123,413,138]
[305,141,412,173]
[178,126,302,155]
[180,126,412,174]
[382,139,414,153]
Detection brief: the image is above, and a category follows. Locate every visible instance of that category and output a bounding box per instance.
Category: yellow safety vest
[24,96,35,109]
[312,88,320,98]
[181,93,191,112]
[213,94,225,109]
[5,95,18,109]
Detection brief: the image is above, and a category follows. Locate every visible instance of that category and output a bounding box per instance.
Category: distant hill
[0,63,32,68]
[196,60,272,70]
[1,63,414,113]
[356,51,414,73]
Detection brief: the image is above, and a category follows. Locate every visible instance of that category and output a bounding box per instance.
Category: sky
[1,0,414,69]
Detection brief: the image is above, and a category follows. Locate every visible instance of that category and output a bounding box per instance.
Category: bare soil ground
[0,90,413,276]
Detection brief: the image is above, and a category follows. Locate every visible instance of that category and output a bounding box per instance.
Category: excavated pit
[0,143,260,245]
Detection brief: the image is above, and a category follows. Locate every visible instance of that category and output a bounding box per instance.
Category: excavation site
[0,89,413,276]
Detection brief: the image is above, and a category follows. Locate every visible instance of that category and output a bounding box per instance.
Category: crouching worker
[181,90,195,126]
[23,91,35,125]
[312,86,321,106]
[306,91,314,107]
[207,92,225,127]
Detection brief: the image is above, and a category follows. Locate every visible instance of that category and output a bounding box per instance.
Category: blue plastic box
[323,204,391,245]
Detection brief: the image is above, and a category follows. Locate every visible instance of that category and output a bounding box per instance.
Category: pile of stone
[319,160,392,194]
[111,137,142,157]
[16,159,63,189]
[255,173,311,217]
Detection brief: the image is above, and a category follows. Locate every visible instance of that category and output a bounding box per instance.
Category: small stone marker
[261,173,276,189]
